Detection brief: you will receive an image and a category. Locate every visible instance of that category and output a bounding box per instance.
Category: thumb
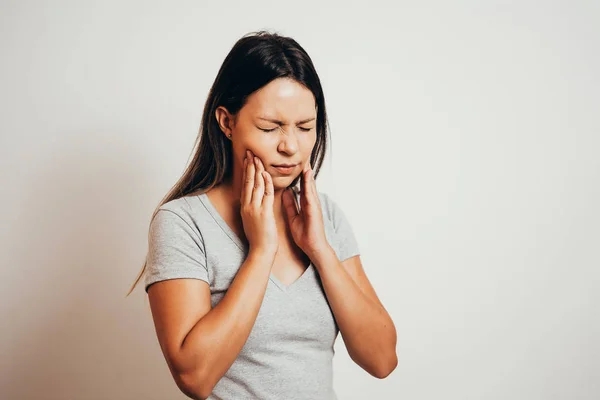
[282,188,299,223]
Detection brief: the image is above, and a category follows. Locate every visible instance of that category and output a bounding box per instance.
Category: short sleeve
[144,208,209,293]
[320,192,361,262]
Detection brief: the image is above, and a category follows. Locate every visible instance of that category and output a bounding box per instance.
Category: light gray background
[1,1,598,399]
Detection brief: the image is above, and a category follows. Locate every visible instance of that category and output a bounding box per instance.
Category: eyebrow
[258,117,316,125]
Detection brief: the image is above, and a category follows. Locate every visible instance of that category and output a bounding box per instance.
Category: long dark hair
[126,30,330,296]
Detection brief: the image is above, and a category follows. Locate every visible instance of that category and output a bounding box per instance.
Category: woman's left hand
[282,160,330,259]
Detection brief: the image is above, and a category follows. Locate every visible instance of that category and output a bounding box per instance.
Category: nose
[277,127,300,155]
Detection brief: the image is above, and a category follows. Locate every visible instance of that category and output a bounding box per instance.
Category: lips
[271,164,298,175]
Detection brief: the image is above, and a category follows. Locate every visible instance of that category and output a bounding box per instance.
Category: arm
[311,247,398,379]
[281,163,397,378]
[147,249,276,399]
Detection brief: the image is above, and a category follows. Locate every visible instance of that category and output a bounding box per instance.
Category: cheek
[236,144,274,168]
[233,130,269,155]
[302,133,317,153]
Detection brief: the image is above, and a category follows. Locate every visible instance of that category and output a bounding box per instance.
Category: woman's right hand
[240,150,279,257]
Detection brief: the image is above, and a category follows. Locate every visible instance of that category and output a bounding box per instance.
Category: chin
[271,176,299,191]
[271,178,290,190]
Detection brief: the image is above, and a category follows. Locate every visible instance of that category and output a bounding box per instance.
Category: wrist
[249,246,278,262]
[308,244,336,265]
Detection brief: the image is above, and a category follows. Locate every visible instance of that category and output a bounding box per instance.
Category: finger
[240,154,247,203]
[303,158,310,173]
[252,156,265,207]
[282,188,299,222]
[300,165,312,211]
[243,151,255,205]
[300,159,309,201]
[307,164,316,196]
[308,166,320,210]
[262,170,274,209]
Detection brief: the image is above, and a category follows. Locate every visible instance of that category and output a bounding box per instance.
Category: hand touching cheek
[282,160,330,259]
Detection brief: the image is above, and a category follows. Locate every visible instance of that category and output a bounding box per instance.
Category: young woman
[128,31,397,400]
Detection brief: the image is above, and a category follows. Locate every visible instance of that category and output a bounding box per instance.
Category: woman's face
[217,78,318,191]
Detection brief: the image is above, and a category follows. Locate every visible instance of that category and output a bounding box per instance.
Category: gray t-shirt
[144,190,360,400]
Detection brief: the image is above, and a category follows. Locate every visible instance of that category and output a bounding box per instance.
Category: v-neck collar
[197,192,247,252]
[196,192,313,292]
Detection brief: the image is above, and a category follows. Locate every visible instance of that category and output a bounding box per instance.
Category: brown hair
[126,30,330,296]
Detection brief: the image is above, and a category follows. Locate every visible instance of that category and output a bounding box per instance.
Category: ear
[215,106,235,138]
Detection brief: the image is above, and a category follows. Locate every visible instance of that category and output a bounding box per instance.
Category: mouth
[271,164,298,175]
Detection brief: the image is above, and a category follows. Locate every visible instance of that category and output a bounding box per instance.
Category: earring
[228,134,232,139]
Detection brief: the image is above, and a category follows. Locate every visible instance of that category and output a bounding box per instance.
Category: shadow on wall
[3,130,184,399]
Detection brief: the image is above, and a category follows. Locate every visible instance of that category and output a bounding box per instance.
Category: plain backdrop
[1,1,598,399]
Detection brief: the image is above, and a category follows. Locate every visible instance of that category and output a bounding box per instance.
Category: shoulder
[154,195,200,222]
[150,195,205,239]
[316,190,361,259]
[158,195,194,214]
[316,190,333,215]
[316,190,345,225]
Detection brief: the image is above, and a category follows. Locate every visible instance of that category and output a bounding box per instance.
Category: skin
[147,78,397,399]
[215,77,397,375]
[213,77,327,275]
[215,77,317,210]
[213,78,318,242]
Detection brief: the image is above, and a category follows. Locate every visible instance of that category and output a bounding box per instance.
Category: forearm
[176,249,276,397]
[312,247,397,378]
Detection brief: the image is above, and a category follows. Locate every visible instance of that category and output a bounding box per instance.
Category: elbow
[175,367,215,400]
[373,353,398,379]
[373,326,398,379]
[351,348,398,380]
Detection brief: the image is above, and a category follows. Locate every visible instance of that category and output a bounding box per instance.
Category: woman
[128,31,397,399]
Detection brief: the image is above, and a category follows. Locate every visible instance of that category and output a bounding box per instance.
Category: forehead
[243,78,316,119]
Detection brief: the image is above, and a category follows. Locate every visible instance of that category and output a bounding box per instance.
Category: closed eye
[258,127,313,133]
